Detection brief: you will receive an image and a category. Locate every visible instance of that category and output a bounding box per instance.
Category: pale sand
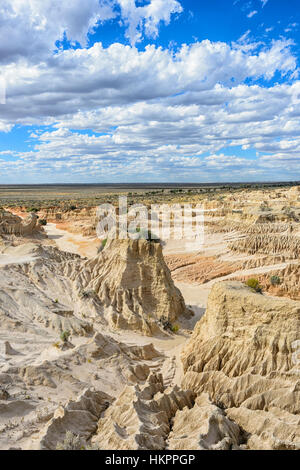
[44,223,99,258]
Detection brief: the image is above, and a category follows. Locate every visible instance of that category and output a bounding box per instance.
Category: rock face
[230,234,300,258]
[0,210,40,236]
[91,373,196,450]
[0,239,189,336]
[90,373,245,450]
[181,282,300,450]
[75,239,191,335]
[39,388,113,450]
[165,254,239,284]
[167,393,243,450]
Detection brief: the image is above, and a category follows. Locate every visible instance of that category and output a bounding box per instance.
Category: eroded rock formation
[0,210,40,236]
[181,281,300,450]
[74,239,191,335]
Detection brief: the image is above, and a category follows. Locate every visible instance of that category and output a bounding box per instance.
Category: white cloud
[0,0,116,63]
[117,0,183,45]
[0,0,183,63]
[261,0,269,7]
[0,38,296,128]
[247,10,258,18]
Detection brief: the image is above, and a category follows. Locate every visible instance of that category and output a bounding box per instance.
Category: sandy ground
[44,223,99,258]
[0,243,39,266]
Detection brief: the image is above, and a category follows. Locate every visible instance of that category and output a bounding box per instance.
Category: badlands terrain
[0,183,299,450]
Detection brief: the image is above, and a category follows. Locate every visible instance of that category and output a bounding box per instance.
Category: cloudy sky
[0,0,299,183]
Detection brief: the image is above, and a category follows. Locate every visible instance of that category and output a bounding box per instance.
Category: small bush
[56,431,84,451]
[39,219,47,226]
[79,289,97,299]
[98,238,108,253]
[159,315,172,331]
[171,324,179,334]
[60,330,70,343]
[246,278,262,293]
[270,275,281,286]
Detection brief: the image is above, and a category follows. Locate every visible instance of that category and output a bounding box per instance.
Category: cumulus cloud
[0,0,183,63]
[116,0,183,45]
[1,75,299,182]
[0,0,116,63]
[0,38,297,127]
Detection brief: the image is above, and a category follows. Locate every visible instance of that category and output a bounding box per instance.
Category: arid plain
[0,183,299,450]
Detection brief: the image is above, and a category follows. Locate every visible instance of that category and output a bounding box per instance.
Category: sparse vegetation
[56,431,85,450]
[270,275,281,286]
[60,330,71,343]
[98,238,108,253]
[246,278,262,293]
[56,431,99,450]
[158,315,173,331]
[159,316,179,333]
[79,289,97,299]
[171,324,180,334]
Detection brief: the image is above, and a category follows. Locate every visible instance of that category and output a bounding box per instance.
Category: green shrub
[246,278,262,293]
[60,330,70,343]
[97,239,108,253]
[270,275,281,286]
[39,219,47,226]
[171,324,179,334]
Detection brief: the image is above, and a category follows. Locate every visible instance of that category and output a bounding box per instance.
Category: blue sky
[0,0,299,183]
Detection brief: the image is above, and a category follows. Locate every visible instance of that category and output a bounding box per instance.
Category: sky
[0,0,299,183]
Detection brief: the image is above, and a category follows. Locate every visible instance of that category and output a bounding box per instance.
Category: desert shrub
[56,431,100,450]
[171,324,179,334]
[270,275,281,286]
[97,238,108,253]
[159,316,172,331]
[246,278,262,293]
[0,386,10,400]
[56,432,84,450]
[79,289,97,299]
[39,219,47,226]
[60,330,70,343]
[26,207,39,213]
